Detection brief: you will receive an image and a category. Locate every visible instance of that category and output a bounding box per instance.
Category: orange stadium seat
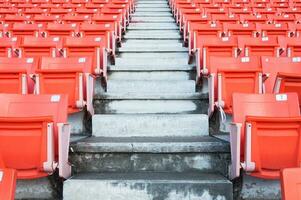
[281,168,301,200]
[44,23,78,37]
[0,94,71,179]
[63,36,108,76]
[262,57,301,103]
[35,57,95,114]
[19,36,62,58]
[0,57,36,94]
[0,168,17,200]
[230,93,301,179]
[238,36,281,57]
[207,56,262,115]
[196,36,238,75]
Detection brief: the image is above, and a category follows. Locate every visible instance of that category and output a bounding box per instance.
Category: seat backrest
[0,94,68,178]
[262,56,301,93]
[37,57,92,113]
[11,23,41,37]
[281,168,301,200]
[256,23,289,36]
[45,23,78,37]
[0,57,36,94]
[0,168,16,200]
[20,36,62,57]
[232,93,300,163]
[238,36,280,57]
[278,36,301,57]
[223,23,256,36]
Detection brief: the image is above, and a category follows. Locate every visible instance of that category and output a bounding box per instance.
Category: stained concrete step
[114,52,190,68]
[16,176,59,200]
[132,12,172,17]
[92,114,208,137]
[136,4,170,8]
[108,70,191,80]
[107,80,195,93]
[63,172,233,200]
[70,136,230,175]
[125,30,180,39]
[128,23,178,30]
[131,7,173,13]
[131,16,175,23]
[94,99,207,114]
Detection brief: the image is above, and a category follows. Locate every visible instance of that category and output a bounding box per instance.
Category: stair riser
[16,177,59,200]
[64,179,233,200]
[107,80,196,93]
[94,99,208,114]
[92,114,208,137]
[108,71,193,81]
[70,152,230,176]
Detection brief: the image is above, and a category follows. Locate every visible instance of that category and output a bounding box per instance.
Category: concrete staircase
[64,0,233,199]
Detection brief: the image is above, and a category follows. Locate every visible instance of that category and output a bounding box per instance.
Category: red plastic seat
[238,36,280,57]
[182,14,211,42]
[0,168,16,200]
[256,23,289,37]
[35,57,94,114]
[223,23,256,37]
[45,23,78,37]
[33,15,60,24]
[230,93,301,179]
[262,56,301,101]
[0,94,71,179]
[79,23,115,54]
[278,36,301,57]
[281,168,301,200]
[196,36,238,75]
[189,22,222,54]
[207,56,262,115]
[0,37,19,57]
[19,36,62,58]
[0,57,36,94]
[10,23,42,37]
[63,36,108,76]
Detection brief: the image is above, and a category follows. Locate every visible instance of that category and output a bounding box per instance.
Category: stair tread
[71,135,229,153]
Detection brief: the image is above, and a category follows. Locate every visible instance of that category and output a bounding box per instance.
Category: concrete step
[136,4,170,8]
[63,172,233,200]
[114,52,190,68]
[131,16,175,23]
[137,1,168,4]
[16,176,59,199]
[94,99,207,114]
[132,12,172,17]
[239,174,281,200]
[108,71,191,81]
[106,80,195,93]
[125,30,180,39]
[131,7,173,13]
[119,40,185,52]
[92,114,208,137]
[119,46,186,52]
[70,136,230,175]
[128,23,178,30]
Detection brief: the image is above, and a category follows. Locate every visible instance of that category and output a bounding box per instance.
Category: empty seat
[281,168,301,200]
[45,23,78,37]
[196,36,238,75]
[278,36,301,57]
[0,37,19,57]
[262,57,301,102]
[224,23,256,37]
[19,36,62,58]
[79,23,115,54]
[0,168,16,200]
[63,36,108,76]
[208,56,262,115]
[35,57,94,114]
[0,57,36,94]
[10,23,42,37]
[189,22,222,54]
[0,94,71,179]
[230,93,301,179]
[256,23,289,37]
[238,36,280,57]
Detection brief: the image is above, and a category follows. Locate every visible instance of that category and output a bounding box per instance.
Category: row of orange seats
[0,0,134,199]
